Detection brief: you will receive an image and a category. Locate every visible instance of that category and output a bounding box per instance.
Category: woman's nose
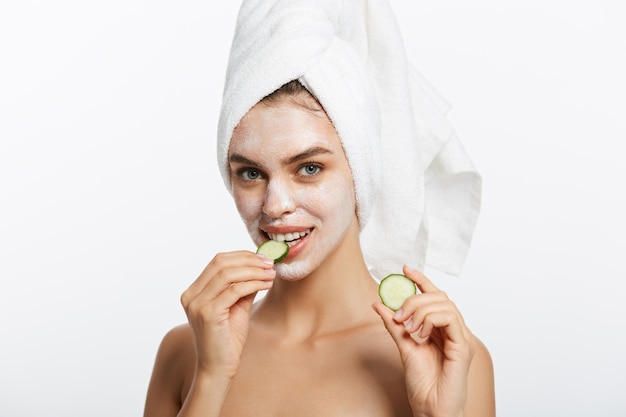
[262,178,296,219]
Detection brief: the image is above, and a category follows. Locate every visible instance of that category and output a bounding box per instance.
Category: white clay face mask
[229,99,357,280]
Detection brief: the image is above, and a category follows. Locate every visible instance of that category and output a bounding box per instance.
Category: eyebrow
[229,146,333,167]
[285,146,333,164]
[229,153,261,167]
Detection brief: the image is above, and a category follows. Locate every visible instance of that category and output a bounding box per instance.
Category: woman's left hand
[372,265,475,417]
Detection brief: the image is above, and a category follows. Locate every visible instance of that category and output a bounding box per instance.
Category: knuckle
[180,290,191,308]
[211,252,229,268]
[443,298,456,309]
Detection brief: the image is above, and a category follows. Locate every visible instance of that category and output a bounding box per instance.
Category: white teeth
[268,228,311,243]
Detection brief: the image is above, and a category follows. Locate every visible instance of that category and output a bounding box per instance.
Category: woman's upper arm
[465,336,496,417]
[143,325,192,417]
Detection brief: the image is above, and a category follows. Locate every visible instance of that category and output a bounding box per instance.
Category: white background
[1,1,625,416]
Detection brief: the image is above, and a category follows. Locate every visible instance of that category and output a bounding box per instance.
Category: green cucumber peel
[256,240,289,263]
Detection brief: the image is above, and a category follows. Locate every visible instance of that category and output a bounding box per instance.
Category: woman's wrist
[177,370,234,417]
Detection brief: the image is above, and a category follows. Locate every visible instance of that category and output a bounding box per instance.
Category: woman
[144,1,495,416]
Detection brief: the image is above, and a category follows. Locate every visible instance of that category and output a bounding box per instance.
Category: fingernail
[393,309,403,320]
[257,254,274,265]
[405,319,414,331]
[264,268,276,275]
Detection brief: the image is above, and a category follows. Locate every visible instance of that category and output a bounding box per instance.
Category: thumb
[238,292,258,314]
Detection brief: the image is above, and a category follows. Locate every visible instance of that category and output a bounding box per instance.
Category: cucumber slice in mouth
[378,274,417,311]
[256,240,289,263]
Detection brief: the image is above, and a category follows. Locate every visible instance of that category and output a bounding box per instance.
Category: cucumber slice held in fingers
[256,240,289,263]
[378,274,417,311]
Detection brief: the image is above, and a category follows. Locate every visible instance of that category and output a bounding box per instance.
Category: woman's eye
[241,168,261,180]
[298,164,321,176]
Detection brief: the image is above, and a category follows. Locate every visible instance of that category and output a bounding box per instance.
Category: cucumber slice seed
[256,240,289,263]
[378,274,417,311]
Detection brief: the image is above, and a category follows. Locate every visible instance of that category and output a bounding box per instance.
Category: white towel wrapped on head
[217,0,482,278]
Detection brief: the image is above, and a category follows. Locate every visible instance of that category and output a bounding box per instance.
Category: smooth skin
[143,95,495,417]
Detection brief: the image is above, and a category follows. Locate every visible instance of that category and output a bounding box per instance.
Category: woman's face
[228,96,357,280]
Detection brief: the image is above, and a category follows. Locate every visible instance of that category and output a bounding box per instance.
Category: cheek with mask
[272,171,356,281]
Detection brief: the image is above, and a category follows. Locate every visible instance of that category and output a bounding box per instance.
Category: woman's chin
[274,260,312,281]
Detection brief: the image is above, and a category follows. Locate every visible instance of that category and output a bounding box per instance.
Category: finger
[200,264,275,298]
[392,291,449,324]
[403,265,439,294]
[217,279,274,312]
[186,279,273,321]
[234,292,258,317]
[372,301,420,356]
[417,311,471,360]
[181,251,274,306]
[402,300,457,334]
[182,265,275,310]
[195,251,274,289]
[413,308,468,347]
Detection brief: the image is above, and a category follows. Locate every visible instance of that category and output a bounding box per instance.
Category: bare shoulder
[466,335,496,417]
[470,335,494,379]
[143,324,195,417]
[159,323,194,356]
[158,324,195,370]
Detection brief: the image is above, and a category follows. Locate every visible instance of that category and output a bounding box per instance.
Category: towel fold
[217,0,482,278]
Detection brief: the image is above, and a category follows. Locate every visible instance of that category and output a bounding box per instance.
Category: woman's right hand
[180,250,276,381]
